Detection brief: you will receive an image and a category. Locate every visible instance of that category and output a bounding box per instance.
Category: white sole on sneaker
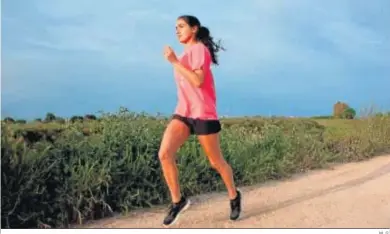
[162,199,191,228]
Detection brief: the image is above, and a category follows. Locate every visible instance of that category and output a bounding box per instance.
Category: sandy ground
[81,155,390,228]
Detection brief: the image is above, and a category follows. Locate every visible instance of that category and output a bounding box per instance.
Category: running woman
[160,15,242,227]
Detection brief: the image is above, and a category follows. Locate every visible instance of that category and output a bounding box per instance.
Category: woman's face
[175,18,197,43]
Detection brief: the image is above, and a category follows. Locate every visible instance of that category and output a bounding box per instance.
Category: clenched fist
[163,46,178,63]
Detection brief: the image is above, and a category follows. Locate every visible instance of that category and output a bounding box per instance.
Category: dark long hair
[178,15,225,65]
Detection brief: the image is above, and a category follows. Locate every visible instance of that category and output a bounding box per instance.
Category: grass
[1,110,390,228]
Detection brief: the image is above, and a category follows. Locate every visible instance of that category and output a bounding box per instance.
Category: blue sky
[2,0,390,119]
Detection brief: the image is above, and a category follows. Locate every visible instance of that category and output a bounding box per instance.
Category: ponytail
[196,26,225,65]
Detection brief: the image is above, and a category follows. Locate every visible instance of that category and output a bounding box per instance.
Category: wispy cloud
[2,0,390,118]
[3,0,176,67]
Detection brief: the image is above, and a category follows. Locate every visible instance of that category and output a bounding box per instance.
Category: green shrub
[1,109,389,228]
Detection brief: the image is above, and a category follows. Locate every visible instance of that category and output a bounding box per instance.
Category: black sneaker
[230,189,242,220]
[163,196,191,227]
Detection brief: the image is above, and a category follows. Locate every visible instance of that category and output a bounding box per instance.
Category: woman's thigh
[158,118,191,159]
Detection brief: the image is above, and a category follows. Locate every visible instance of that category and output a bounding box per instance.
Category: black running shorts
[172,114,221,135]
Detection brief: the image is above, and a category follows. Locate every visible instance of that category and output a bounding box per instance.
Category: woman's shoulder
[187,42,208,52]
[188,42,211,59]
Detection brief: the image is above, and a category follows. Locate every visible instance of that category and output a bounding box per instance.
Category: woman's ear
[192,25,199,34]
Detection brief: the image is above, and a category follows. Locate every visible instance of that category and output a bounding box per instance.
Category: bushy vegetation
[2,107,390,228]
[333,101,357,119]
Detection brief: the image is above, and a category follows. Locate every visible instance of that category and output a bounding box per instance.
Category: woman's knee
[158,148,175,162]
[209,158,228,171]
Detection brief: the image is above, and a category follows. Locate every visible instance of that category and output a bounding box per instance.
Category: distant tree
[70,115,84,123]
[3,117,15,123]
[119,106,129,114]
[35,118,42,122]
[375,112,384,117]
[376,112,390,117]
[45,112,56,122]
[15,119,27,124]
[84,114,97,120]
[341,107,356,119]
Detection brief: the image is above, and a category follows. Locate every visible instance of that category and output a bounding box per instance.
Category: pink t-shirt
[173,43,218,120]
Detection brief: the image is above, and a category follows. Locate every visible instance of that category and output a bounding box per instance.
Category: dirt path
[82,155,390,228]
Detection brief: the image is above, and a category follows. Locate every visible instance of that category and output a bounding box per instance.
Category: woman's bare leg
[197,132,241,220]
[158,119,190,203]
[197,133,237,199]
